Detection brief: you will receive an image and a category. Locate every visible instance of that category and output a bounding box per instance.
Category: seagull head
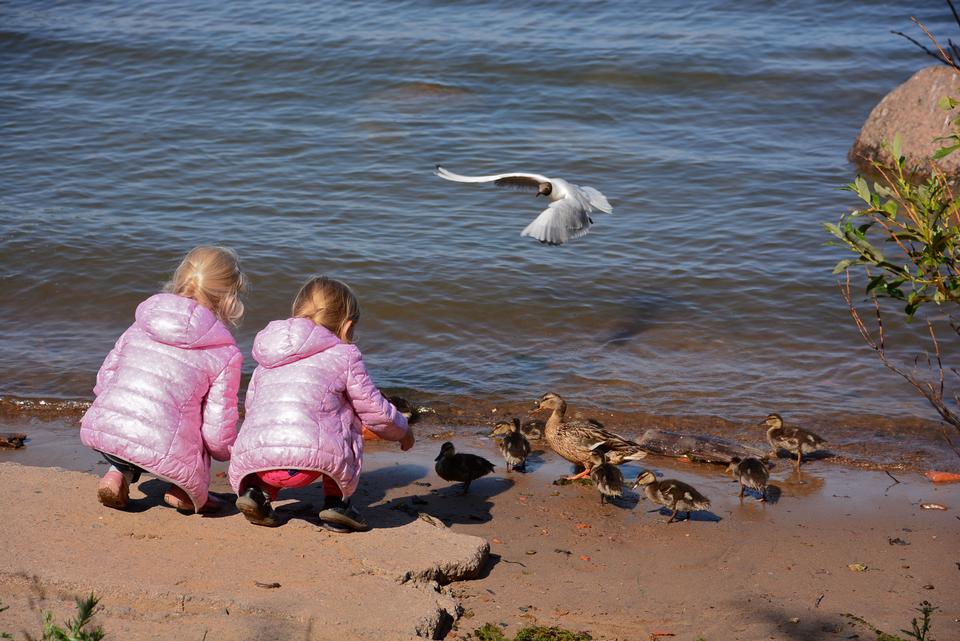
[536,182,553,197]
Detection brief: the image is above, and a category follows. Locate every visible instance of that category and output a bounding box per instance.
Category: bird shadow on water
[732,482,782,505]
[599,290,688,347]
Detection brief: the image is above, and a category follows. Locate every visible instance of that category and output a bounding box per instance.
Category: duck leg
[462,480,471,495]
[738,484,744,500]
[760,486,767,502]
[565,466,592,481]
[795,449,802,469]
[667,501,678,524]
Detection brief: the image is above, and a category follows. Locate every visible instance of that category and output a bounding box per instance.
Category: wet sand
[3,391,958,472]
[2,407,959,641]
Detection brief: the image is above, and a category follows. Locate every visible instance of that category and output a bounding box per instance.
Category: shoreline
[3,390,958,474]
[2,414,959,640]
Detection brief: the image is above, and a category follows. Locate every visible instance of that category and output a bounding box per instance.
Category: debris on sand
[0,432,27,448]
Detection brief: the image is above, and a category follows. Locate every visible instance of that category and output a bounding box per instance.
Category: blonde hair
[292,276,360,341]
[165,246,247,326]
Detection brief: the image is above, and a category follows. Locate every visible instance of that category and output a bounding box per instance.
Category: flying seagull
[434,165,612,246]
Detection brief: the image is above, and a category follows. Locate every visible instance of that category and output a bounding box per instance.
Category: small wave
[0,395,90,417]
[367,81,472,104]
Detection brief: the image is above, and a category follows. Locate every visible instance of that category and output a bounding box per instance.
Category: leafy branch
[829,4,960,458]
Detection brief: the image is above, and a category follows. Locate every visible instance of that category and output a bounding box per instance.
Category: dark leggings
[100,452,145,483]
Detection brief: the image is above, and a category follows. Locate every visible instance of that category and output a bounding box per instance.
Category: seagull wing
[435,165,551,193]
[580,186,613,214]
[520,197,592,246]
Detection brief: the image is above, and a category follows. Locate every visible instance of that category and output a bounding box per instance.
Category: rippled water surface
[1,0,957,422]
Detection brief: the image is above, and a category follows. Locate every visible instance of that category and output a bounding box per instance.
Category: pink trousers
[254,469,342,501]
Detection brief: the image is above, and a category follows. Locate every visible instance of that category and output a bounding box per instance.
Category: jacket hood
[135,293,236,349]
[253,317,341,368]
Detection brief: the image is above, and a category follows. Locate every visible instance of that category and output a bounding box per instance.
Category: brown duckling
[491,418,531,472]
[533,392,646,480]
[588,449,624,505]
[633,470,710,523]
[762,413,825,469]
[726,456,770,501]
[434,442,495,494]
[520,418,545,440]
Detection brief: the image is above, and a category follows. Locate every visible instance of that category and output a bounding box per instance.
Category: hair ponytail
[165,246,247,326]
[292,276,360,341]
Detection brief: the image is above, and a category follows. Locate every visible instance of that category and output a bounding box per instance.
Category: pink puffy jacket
[80,293,243,510]
[228,317,408,498]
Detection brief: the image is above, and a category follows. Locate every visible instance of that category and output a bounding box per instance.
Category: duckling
[491,418,531,472]
[588,448,624,505]
[388,396,420,423]
[762,413,826,469]
[726,456,770,501]
[533,392,646,480]
[633,470,710,523]
[434,442,495,494]
[520,418,545,440]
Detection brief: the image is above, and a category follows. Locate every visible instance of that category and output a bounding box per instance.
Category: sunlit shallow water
[2,1,958,433]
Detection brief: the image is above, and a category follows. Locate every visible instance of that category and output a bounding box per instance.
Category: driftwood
[0,432,27,449]
[637,429,766,464]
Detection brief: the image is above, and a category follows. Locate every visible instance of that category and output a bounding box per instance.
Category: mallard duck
[762,414,825,469]
[533,392,646,480]
[588,449,624,505]
[491,418,531,472]
[434,442,495,494]
[633,470,710,523]
[726,456,770,501]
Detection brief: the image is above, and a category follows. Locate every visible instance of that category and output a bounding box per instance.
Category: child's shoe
[319,497,369,532]
[97,470,129,509]
[235,486,282,527]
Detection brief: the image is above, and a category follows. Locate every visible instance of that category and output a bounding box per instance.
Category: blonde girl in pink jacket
[229,276,414,531]
[81,246,246,513]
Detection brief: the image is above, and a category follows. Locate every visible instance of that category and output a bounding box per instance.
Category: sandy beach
[1,409,958,641]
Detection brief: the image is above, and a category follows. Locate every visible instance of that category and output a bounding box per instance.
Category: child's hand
[399,427,415,451]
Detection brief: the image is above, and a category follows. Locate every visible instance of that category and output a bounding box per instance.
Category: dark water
[1,1,958,425]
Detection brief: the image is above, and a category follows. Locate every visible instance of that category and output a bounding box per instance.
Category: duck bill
[434,452,444,461]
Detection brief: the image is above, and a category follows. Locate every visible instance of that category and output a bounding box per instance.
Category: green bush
[826,9,960,452]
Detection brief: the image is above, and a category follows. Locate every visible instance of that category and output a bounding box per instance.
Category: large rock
[850,65,960,176]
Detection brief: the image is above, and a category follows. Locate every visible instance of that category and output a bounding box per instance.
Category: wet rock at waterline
[850,65,960,176]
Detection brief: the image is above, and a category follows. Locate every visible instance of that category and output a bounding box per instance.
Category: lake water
[2,0,957,427]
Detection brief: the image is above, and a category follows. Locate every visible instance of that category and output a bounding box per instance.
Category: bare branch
[949,0,960,32]
[942,425,960,458]
[928,320,945,400]
[913,16,957,66]
[840,274,960,439]
[892,29,954,66]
